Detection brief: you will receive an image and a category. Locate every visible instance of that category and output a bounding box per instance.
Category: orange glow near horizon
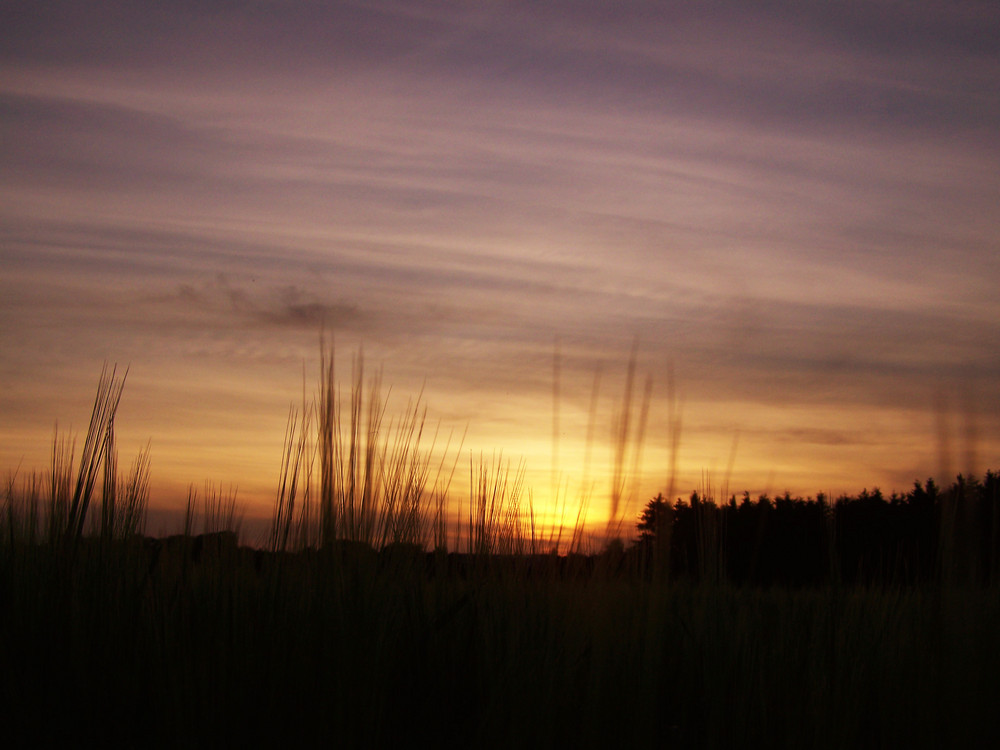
[3,343,991,548]
[2,3,999,546]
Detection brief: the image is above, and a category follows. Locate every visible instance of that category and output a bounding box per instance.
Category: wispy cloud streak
[2,1,999,520]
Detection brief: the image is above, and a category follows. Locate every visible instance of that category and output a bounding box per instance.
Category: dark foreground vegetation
[5,534,1000,749]
[3,361,1000,748]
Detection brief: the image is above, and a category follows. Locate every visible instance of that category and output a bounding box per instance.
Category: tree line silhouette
[634,471,1000,586]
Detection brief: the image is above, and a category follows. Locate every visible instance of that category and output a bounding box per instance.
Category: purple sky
[3,1,999,540]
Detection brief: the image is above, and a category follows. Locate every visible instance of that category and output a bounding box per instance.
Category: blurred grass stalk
[606,341,652,547]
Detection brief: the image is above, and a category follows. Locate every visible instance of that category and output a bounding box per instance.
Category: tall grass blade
[65,364,127,543]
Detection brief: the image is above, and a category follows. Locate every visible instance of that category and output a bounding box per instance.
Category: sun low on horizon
[2,1,999,544]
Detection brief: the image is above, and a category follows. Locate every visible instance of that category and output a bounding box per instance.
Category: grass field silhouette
[3,348,999,747]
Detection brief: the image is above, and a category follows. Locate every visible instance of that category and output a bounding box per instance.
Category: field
[3,358,999,748]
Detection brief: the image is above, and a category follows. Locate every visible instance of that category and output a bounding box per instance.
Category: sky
[2,1,999,543]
